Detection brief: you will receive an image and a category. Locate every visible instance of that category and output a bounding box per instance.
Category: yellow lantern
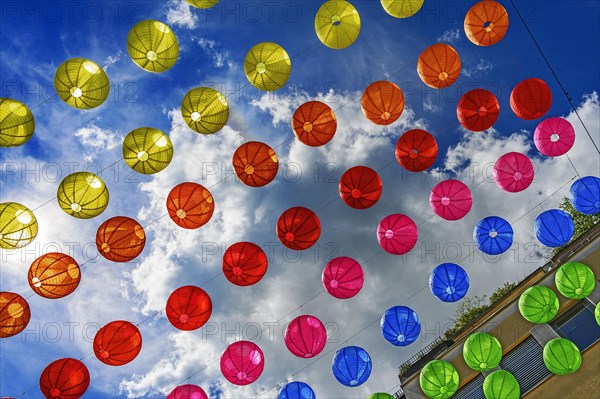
[0,202,38,249]
[57,172,109,219]
[244,42,292,91]
[127,20,179,73]
[381,0,424,18]
[185,0,220,8]
[181,87,229,134]
[315,0,361,49]
[123,127,174,174]
[0,98,35,147]
[54,58,110,109]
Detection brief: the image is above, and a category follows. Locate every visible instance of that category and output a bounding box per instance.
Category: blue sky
[1,1,599,398]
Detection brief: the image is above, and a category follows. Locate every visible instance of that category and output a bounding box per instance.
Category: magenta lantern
[534,117,575,157]
[166,384,208,399]
[377,214,418,255]
[284,315,327,358]
[429,180,473,221]
[493,152,535,193]
[322,256,364,299]
[220,341,264,385]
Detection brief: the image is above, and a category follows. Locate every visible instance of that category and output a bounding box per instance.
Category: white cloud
[165,0,198,30]
[197,38,235,70]
[438,28,460,44]
[423,96,442,113]
[73,124,121,162]
[462,58,494,78]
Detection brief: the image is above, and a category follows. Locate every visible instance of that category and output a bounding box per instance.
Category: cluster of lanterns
[0,0,599,398]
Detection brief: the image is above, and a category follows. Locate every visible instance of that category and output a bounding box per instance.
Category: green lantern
[483,370,520,399]
[555,261,596,299]
[518,286,559,323]
[368,394,395,399]
[543,338,582,375]
[419,360,459,399]
[463,332,503,371]
[595,302,600,326]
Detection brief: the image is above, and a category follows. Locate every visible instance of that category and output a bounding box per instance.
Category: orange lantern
[232,141,279,187]
[166,183,215,229]
[457,89,500,132]
[28,253,81,299]
[292,101,337,146]
[361,81,405,125]
[0,292,30,338]
[93,320,142,366]
[276,207,321,250]
[395,129,438,172]
[417,44,461,89]
[510,78,552,120]
[96,216,146,262]
[464,1,509,46]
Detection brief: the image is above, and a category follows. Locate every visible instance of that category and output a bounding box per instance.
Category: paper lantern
[395,129,438,172]
[534,117,575,157]
[331,346,372,387]
[463,332,502,371]
[474,216,513,255]
[278,381,315,399]
[222,242,268,286]
[464,1,509,46]
[284,315,327,358]
[54,58,109,109]
[0,202,38,249]
[555,261,595,299]
[483,370,520,399]
[96,216,146,262]
[292,101,337,146]
[185,0,219,8]
[93,320,142,366]
[123,127,173,174]
[28,253,80,299]
[0,98,35,147]
[367,394,395,399]
[535,209,574,247]
[456,89,500,132]
[429,179,472,221]
[381,306,420,346]
[315,0,361,49]
[39,358,90,399]
[166,286,212,331]
[518,285,559,323]
[377,214,418,255]
[232,141,279,187]
[569,176,600,215]
[417,44,461,89]
[510,78,552,120]
[322,256,364,299]
[127,20,179,73]
[339,166,383,209]
[381,0,424,18]
[220,341,264,385]
[361,81,405,125]
[543,338,582,375]
[166,182,215,229]
[276,207,321,250]
[493,152,534,193]
[595,303,600,326]
[244,42,291,91]
[429,263,469,302]
[181,87,229,134]
[419,360,459,399]
[57,172,109,219]
[0,292,30,338]
[167,384,208,399]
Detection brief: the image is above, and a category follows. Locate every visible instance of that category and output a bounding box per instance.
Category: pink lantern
[377,214,418,255]
[429,180,472,221]
[493,152,535,193]
[534,117,575,156]
[284,315,327,358]
[167,384,208,399]
[322,256,364,299]
[220,341,264,385]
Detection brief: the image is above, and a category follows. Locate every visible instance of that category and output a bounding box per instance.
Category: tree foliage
[551,197,600,256]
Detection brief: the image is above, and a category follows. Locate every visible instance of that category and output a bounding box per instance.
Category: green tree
[552,197,600,256]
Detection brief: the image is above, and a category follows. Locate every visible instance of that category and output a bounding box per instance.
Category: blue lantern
[535,209,574,247]
[473,216,513,255]
[569,176,600,215]
[380,306,420,346]
[429,263,470,302]
[332,346,372,387]
[278,381,316,399]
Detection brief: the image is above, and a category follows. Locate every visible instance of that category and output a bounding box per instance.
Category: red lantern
[39,358,90,399]
[395,129,438,172]
[292,101,337,146]
[93,320,142,366]
[457,89,500,132]
[220,341,264,385]
[28,253,80,299]
[232,141,279,187]
[167,183,215,229]
[276,207,321,250]
[0,292,30,338]
[339,166,383,209]
[222,242,268,286]
[361,81,405,125]
[96,216,146,262]
[284,315,327,358]
[510,78,552,120]
[166,286,212,331]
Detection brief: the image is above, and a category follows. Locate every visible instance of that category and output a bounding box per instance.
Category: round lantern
[292,101,337,146]
[569,176,600,215]
[315,0,361,49]
[0,292,30,338]
[185,0,219,8]
[166,182,215,229]
[93,320,142,366]
[39,358,90,399]
[0,98,35,147]
[244,42,291,92]
[220,341,265,385]
[0,202,38,249]
[493,152,534,193]
[127,20,179,73]
[339,166,383,209]
[417,44,461,89]
[381,0,424,18]
[377,214,418,255]
[463,332,503,372]
[123,127,174,174]
[381,306,420,347]
[54,58,110,109]
[518,285,559,323]
[429,179,472,221]
[361,80,405,125]
[181,87,229,134]
[322,256,364,299]
[535,209,574,247]
[96,216,146,262]
[166,286,212,331]
[534,117,575,157]
[457,89,500,132]
[276,207,321,250]
[368,394,395,399]
[232,141,279,187]
[57,172,109,219]
[510,78,552,120]
[474,216,513,255]
[429,263,470,302]
[331,346,372,387]
[419,360,459,399]
[555,261,595,299]
[222,242,268,286]
[595,303,600,326]
[483,370,520,399]
[278,381,315,399]
[167,384,208,399]
[543,338,582,375]
[28,253,80,299]
[284,315,327,358]
[464,1,509,46]
[395,129,438,172]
